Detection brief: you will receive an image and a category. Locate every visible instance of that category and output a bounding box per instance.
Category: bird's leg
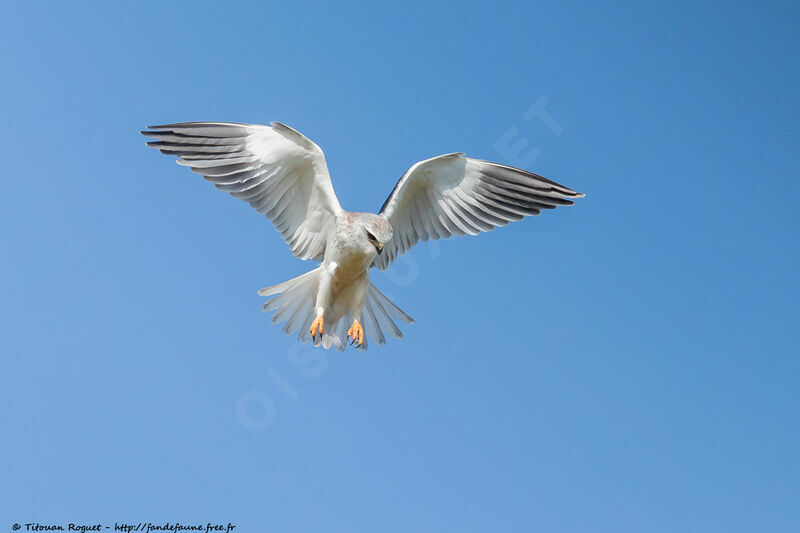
[347,319,364,346]
[347,274,368,347]
[309,315,324,339]
[311,262,337,340]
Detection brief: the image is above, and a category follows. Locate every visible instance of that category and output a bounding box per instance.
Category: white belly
[320,216,379,320]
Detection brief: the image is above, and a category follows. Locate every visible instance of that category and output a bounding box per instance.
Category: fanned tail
[258,268,414,350]
[258,267,322,344]
[361,283,415,348]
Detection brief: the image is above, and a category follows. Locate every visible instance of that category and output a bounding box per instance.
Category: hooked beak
[375,243,384,255]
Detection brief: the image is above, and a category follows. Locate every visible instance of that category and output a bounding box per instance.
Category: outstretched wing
[142,122,342,261]
[373,153,584,269]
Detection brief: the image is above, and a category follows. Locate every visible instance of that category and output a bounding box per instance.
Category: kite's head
[359,213,393,255]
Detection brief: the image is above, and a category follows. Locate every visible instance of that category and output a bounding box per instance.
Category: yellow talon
[347,319,364,346]
[310,316,324,338]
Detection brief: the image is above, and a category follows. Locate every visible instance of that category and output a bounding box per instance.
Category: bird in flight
[142,121,584,350]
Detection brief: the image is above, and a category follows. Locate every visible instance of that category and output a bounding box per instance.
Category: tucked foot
[347,319,365,347]
[310,315,324,340]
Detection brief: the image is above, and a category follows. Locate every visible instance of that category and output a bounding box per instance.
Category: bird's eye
[366,231,376,242]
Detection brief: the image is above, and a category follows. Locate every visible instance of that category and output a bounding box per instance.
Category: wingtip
[146,122,187,129]
[270,121,302,136]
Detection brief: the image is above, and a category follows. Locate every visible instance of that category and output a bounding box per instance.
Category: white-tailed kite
[142,122,584,350]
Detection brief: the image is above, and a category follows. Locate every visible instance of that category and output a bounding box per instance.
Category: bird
[141,121,584,350]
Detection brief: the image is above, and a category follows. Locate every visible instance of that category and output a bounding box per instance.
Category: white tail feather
[259,268,414,351]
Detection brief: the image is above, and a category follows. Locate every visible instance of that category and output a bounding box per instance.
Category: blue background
[2,1,798,532]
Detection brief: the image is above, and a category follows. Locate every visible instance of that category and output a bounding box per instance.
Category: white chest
[327,220,376,280]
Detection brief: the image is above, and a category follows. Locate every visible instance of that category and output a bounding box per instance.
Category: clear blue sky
[2,1,798,531]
